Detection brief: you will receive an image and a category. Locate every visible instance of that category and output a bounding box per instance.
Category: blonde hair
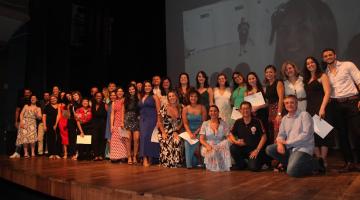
[281,60,300,80]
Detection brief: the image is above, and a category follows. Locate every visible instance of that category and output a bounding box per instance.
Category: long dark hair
[232,71,245,89]
[246,72,264,94]
[196,71,210,89]
[303,56,323,85]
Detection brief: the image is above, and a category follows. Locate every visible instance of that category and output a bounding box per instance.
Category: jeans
[184,140,199,168]
[266,144,316,177]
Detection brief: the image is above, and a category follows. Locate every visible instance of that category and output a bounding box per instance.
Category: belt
[331,95,359,103]
[297,97,307,101]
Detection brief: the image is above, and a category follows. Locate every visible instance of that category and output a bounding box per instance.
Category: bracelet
[277,112,282,116]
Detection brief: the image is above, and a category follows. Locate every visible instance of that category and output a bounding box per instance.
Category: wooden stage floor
[0,154,359,200]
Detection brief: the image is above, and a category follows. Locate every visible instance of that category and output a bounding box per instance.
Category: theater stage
[0,154,359,200]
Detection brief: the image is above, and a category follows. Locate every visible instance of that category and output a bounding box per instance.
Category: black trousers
[46,127,61,156]
[230,144,265,171]
[67,119,78,156]
[92,120,106,157]
[328,99,360,163]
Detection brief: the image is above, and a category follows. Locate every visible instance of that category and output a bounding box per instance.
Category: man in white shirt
[322,48,360,172]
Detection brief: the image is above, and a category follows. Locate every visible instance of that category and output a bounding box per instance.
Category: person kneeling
[229,101,267,171]
[266,95,324,177]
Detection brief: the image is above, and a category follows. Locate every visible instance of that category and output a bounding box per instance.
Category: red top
[75,107,92,124]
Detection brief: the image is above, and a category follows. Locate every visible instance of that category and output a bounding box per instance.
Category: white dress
[214,87,233,126]
[284,76,307,111]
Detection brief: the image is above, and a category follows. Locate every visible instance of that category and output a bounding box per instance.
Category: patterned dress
[124,95,140,132]
[110,99,128,160]
[200,120,231,172]
[16,109,38,145]
[158,104,183,167]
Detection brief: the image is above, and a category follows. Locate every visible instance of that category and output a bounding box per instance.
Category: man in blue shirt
[266,95,324,177]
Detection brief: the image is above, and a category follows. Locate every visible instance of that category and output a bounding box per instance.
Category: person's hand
[80,132,85,138]
[190,133,196,139]
[43,125,47,132]
[275,115,282,124]
[277,143,285,155]
[236,139,246,146]
[173,132,179,141]
[53,125,57,131]
[205,145,212,152]
[19,122,25,129]
[357,100,360,110]
[319,108,326,119]
[162,132,168,140]
[15,122,19,129]
[249,149,259,159]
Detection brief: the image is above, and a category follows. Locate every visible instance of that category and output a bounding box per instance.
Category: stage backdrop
[166,0,360,86]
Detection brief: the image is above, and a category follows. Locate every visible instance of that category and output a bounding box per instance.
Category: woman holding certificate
[182,89,207,168]
[138,81,161,167]
[199,105,231,172]
[245,72,268,133]
[75,98,93,160]
[303,56,331,168]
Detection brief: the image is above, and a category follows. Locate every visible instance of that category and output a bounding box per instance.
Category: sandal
[274,163,285,172]
[133,156,138,164]
[127,157,133,165]
[24,155,30,159]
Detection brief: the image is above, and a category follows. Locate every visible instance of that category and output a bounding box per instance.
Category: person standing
[322,48,360,172]
[303,56,331,168]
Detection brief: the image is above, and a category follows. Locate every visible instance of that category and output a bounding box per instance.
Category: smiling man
[322,48,360,172]
[266,95,324,177]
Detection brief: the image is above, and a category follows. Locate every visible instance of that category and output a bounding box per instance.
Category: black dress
[305,79,332,147]
[91,103,107,157]
[68,102,81,156]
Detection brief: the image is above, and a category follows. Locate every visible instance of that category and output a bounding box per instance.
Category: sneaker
[9,152,20,159]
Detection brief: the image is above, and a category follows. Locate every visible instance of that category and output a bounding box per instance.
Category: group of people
[10,48,360,177]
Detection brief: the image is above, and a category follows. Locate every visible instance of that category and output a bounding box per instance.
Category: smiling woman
[269,0,338,68]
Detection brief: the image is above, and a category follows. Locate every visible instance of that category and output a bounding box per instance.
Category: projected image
[182,0,360,86]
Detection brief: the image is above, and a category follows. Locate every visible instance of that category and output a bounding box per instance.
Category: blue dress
[139,95,159,158]
[184,113,203,168]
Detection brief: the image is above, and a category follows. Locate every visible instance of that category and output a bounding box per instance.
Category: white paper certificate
[179,132,199,145]
[231,107,243,120]
[244,92,266,107]
[312,114,333,139]
[76,135,92,144]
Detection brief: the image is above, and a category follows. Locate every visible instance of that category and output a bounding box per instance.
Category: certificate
[76,135,92,144]
[151,127,159,143]
[244,92,266,107]
[231,107,242,120]
[312,114,333,139]
[179,132,199,145]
